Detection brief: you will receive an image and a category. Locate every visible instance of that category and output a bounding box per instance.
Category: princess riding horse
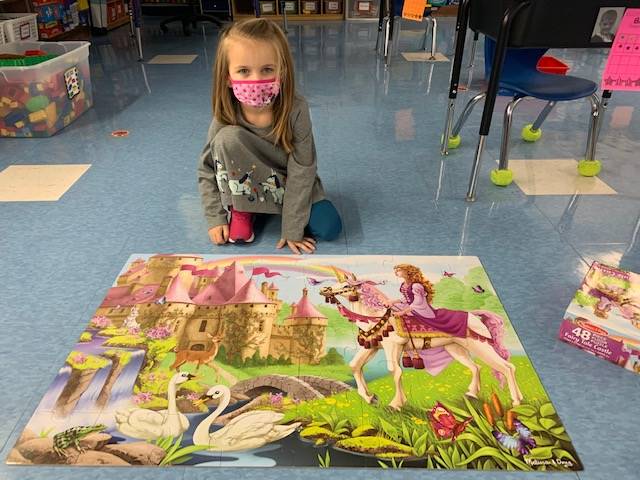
[319,270,523,410]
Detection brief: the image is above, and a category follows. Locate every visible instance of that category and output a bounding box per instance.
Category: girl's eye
[263,67,274,73]
[238,68,249,75]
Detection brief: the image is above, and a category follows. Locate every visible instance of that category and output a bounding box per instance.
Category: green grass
[66,351,110,371]
[284,356,547,427]
[104,335,146,347]
[158,353,353,385]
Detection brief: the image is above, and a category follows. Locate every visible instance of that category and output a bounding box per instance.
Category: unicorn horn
[332,267,347,283]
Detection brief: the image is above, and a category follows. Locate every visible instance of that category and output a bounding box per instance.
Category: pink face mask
[230,78,280,108]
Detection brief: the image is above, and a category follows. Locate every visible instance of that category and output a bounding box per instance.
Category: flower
[91,316,110,328]
[71,352,87,364]
[186,392,201,401]
[128,326,141,335]
[324,398,337,405]
[133,392,153,405]
[146,325,173,340]
[269,392,284,406]
[411,416,427,425]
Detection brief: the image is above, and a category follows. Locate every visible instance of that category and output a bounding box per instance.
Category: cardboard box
[558,262,640,374]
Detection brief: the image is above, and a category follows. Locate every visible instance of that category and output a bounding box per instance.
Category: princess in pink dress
[387,264,489,339]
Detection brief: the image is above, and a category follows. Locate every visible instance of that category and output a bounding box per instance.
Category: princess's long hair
[212,18,296,153]
[395,264,435,303]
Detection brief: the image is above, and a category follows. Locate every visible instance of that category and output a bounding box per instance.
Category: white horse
[214,157,228,193]
[319,271,523,410]
[259,170,285,204]
[228,171,253,197]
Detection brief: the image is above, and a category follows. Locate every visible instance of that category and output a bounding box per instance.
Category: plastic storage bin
[0,41,92,138]
[0,13,39,42]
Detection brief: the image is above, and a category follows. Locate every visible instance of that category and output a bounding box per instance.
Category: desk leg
[441,0,471,156]
[465,1,531,202]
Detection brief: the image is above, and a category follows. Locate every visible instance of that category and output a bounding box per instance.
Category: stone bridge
[230,374,352,401]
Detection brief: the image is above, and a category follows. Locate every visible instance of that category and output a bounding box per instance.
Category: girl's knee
[308,200,342,241]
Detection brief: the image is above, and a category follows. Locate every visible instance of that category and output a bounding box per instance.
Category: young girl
[387,264,491,339]
[198,19,342,253]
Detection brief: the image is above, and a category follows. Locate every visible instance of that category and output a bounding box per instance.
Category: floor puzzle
[7,254,582,471]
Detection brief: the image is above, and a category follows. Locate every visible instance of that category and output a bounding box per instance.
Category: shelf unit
[232,0,344,21]
[91,0,129,30]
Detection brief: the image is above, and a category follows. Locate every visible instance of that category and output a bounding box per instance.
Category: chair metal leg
[466,135,488,202]
[383,17,391,61]
[498,96,525,171]
[451,92,486,137]
[585,93,602,161]
[430,17,438,59]
[375,0,386,52]
[467,0,530,202]
[441,0,472,155]
[531,101,555,131]
[421,17,431,51]
[441,99,456,155]
[468,31,479,67]
[393,17,402,53]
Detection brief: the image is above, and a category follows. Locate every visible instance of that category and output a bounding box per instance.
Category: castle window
[199,320,208,332]
[258,320,265,332]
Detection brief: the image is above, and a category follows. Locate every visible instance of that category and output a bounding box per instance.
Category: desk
[441,0,640,201]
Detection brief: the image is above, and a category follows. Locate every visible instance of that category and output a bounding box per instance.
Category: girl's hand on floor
[209,225,229,245]
[276,237,316,254]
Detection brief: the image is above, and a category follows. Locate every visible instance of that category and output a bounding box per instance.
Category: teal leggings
[307,200,342,241]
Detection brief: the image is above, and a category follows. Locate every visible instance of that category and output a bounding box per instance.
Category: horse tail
[472,310,510,387]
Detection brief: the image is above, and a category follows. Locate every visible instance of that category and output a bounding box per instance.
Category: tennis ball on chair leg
[490,169,513,186]
[578,159,601,177]
[521,124,542,142]
[440,134,461,149]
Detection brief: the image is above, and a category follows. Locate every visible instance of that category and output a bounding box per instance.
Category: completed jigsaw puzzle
[7,254,582,470]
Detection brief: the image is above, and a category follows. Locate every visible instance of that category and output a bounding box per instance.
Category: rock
[72,450,130,465]
[102,442,166,465]
[6,448,30,464]
[351,424,377,437]
[78,433,112,451]
[16,438,62,464]
[16,429,37,446]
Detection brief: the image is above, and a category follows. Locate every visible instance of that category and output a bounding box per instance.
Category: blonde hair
[394,264,435,303]
[212,19,295,153]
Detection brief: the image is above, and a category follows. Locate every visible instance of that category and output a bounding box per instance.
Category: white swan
[193,385,300,451]
[114,371,195,440]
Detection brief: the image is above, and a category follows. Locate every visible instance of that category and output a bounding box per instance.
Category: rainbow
[200,255,350,278]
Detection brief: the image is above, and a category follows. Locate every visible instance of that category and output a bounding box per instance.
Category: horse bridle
[321,285,360,303]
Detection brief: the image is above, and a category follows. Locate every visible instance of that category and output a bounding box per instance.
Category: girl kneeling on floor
[197,18,342,254]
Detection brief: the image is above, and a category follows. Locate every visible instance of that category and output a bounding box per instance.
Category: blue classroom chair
[445,37,604,185]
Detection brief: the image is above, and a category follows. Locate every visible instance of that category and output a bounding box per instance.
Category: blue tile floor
[1,15,639,480]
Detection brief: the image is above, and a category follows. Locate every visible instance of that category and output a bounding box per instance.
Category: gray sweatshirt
[197,95,325,241]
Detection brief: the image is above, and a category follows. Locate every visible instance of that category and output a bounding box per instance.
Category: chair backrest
[483,37,548,81]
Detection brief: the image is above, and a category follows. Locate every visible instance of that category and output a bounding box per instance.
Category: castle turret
[284,288,328,364]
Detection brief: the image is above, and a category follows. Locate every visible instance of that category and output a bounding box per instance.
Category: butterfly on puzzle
[64,67,81,99]
[427,402,472,441]
[493,419,537,455]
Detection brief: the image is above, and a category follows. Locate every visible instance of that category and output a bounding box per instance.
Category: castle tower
[261,282,280,302]
[223,280,279,359]
[284,288,328,364]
